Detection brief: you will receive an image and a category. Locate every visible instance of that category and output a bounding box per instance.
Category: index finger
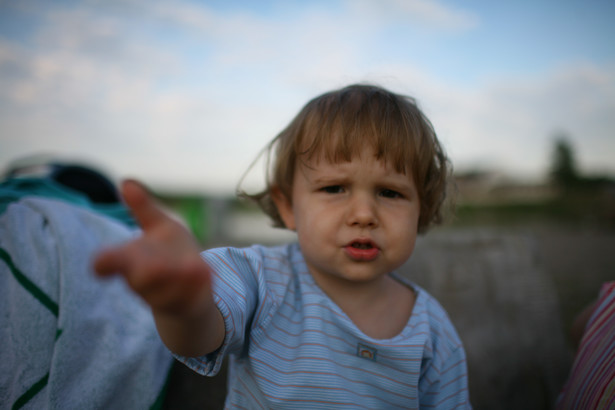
[93,246,133,277]
[121,179,169,231]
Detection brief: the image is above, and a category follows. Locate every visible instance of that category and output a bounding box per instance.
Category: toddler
[95,84,471,408]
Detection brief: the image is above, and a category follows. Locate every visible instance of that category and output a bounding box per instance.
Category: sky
[1,0,614,195]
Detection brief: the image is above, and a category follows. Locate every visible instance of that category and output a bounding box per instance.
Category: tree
[550,135,579,188]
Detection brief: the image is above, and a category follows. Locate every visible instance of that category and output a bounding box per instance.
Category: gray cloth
[0,197,172,409]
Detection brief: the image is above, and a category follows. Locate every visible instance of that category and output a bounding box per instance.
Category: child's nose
[346,194,378,227]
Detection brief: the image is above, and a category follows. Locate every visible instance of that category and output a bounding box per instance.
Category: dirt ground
[533,226,615,333]
[403,226,615,409]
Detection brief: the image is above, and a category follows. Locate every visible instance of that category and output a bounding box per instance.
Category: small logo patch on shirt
[357,343,377,361]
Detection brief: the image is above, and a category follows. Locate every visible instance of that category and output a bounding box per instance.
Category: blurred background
[1,1,614,408]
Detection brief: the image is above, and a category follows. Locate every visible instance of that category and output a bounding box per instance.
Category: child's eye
[321,185,344,194]
[380,189,402,199]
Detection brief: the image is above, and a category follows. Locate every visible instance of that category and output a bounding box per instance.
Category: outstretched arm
[94,180,225,357]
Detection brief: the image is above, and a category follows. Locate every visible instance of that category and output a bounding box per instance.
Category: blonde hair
[239,84,451,233]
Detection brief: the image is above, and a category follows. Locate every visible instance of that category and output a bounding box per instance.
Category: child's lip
[344,238,380,261]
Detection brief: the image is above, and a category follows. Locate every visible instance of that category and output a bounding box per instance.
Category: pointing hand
[94,180,212,317]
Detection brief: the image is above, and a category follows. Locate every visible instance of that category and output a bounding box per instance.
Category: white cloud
[424,64,615,178]
[0,1,612,194]
[344,0,479,30]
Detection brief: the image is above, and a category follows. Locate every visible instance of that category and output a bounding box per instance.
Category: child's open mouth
[345,240,379,261]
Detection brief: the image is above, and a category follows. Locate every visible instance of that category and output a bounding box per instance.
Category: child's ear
[271,187,296,230]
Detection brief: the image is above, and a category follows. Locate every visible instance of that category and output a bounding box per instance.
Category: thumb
[121,179,168,231]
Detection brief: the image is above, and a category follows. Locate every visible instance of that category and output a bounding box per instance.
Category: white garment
[0,197,172,410]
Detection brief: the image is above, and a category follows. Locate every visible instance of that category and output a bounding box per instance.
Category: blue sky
[1,0,614,193]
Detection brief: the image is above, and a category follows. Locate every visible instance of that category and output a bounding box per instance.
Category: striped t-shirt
[557,281,615,409]
[177,243,470,409]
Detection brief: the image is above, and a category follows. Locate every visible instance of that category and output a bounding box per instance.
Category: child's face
[274,148,420,286]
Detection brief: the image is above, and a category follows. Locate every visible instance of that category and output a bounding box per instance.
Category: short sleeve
[419,345,471,408]
[416,290,471,409]
[175,246,267,376]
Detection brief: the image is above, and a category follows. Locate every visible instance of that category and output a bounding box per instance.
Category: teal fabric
[0,177,135,227]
